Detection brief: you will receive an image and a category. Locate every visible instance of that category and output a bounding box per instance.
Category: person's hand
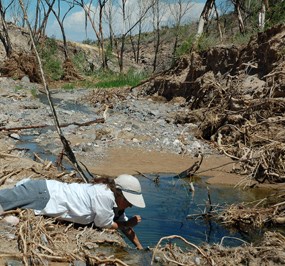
[127,215,142,227]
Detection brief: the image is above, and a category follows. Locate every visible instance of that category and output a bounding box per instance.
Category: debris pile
[152,232,285,265]
[141,24,285,185]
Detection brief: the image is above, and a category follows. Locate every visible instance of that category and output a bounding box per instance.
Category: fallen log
[0,118,105,132]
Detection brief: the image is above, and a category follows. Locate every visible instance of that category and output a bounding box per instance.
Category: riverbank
[1,78,285,265]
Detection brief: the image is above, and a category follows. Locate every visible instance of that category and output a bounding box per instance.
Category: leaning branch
[18,0,90,183]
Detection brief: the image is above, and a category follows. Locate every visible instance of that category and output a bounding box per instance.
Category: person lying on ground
[0,174,145,250]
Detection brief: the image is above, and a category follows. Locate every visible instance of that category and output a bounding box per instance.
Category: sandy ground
[84,147,285,190]
[84,147,241,184]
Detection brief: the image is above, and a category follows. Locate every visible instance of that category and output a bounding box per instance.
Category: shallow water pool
[14,137,269,250]
[126,174,267,249]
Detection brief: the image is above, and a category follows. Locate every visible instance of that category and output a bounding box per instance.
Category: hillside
[0,23,146,82]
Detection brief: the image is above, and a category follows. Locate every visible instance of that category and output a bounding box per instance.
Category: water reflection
[126,174,268,249]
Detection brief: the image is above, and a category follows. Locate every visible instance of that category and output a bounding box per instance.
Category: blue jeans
[0,180,50,211]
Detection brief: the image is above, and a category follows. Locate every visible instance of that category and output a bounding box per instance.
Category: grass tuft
[94,69,148,88]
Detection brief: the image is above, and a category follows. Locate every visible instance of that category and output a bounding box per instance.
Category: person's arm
[120,227,143,250]
[110,215,143,249]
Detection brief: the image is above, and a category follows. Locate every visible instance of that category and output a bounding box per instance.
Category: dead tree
[259,0,269,31]
[104,0,114,51]
[74,0,108,69]
[34,0,56,43]
[18,0,90,183]
[128,0,147,64]
[0,0,14,57]
[213,1,223,41]
[193,0,215,49]
[168,0,192,64]
[152,0,161,73]
[113,0,153,72]
[44,0,74,60]
[233,0,245,34]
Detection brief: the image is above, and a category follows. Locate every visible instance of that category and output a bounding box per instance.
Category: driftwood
[151,235,215,266]
[151,231,285,266]
[0,170,22,186]
[0,118,104,132]
[0,210,127,265]
[217,192,285,229]
[172,154,203,179]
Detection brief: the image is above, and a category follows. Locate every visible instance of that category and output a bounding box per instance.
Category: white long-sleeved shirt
[34,180,116,228]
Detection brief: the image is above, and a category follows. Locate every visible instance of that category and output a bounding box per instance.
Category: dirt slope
[140,23,285,185]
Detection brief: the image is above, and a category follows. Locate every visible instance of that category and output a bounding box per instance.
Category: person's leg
[0,180,50,211]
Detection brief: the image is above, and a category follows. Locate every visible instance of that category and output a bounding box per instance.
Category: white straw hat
[114,174,145,208]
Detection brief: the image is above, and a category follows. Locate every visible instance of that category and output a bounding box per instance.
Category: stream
[7,88,275,265]
[127,174,267,248]
[13,131,274,266]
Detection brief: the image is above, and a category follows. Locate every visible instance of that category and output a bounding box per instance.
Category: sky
[4,0,230,43]
[43,0,210,42]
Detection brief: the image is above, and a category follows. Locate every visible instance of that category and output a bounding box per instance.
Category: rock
[72,261,86,266]
[3,216,20,226]
[154,256,161,263]
[9,133,20,140]
[5,260,23,266]
[5,233,16,240]
[21,75,30,83]
[194,256,201,265]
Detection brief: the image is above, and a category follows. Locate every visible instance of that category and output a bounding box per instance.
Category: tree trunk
[259,2,266,31]
[98,0,108,68]
[136,22,142,63]
[193,0,215,49]
[235,0,245,34]
[0,2,13,57]
[35,0,56,43]
[214,1,223,41]
[47,0,73,60]
[152,0,160,73]
[119,34,126,72]
[129,32,137,62]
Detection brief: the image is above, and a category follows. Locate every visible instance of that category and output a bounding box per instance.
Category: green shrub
[62,83,75,91]
[82,38,96,45]
[232,32,253,46]
[14,84,24,92]
[30,87,38,98]
[175,34,195,57]
[39,36,63,81]
[72,51,87,74]
[266,1,285,28]
[45,59,63,80]
[197,34,219,51]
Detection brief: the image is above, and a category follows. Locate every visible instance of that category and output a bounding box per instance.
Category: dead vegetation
[84,87,131,107]
[61,58,84,81]
[134,24,285,264]
[0,152,129,265]
[141,24,285,186]
[151,231,285,266]
[218,191,285,229]
[0,210,127,265]
[0,52,42,82]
